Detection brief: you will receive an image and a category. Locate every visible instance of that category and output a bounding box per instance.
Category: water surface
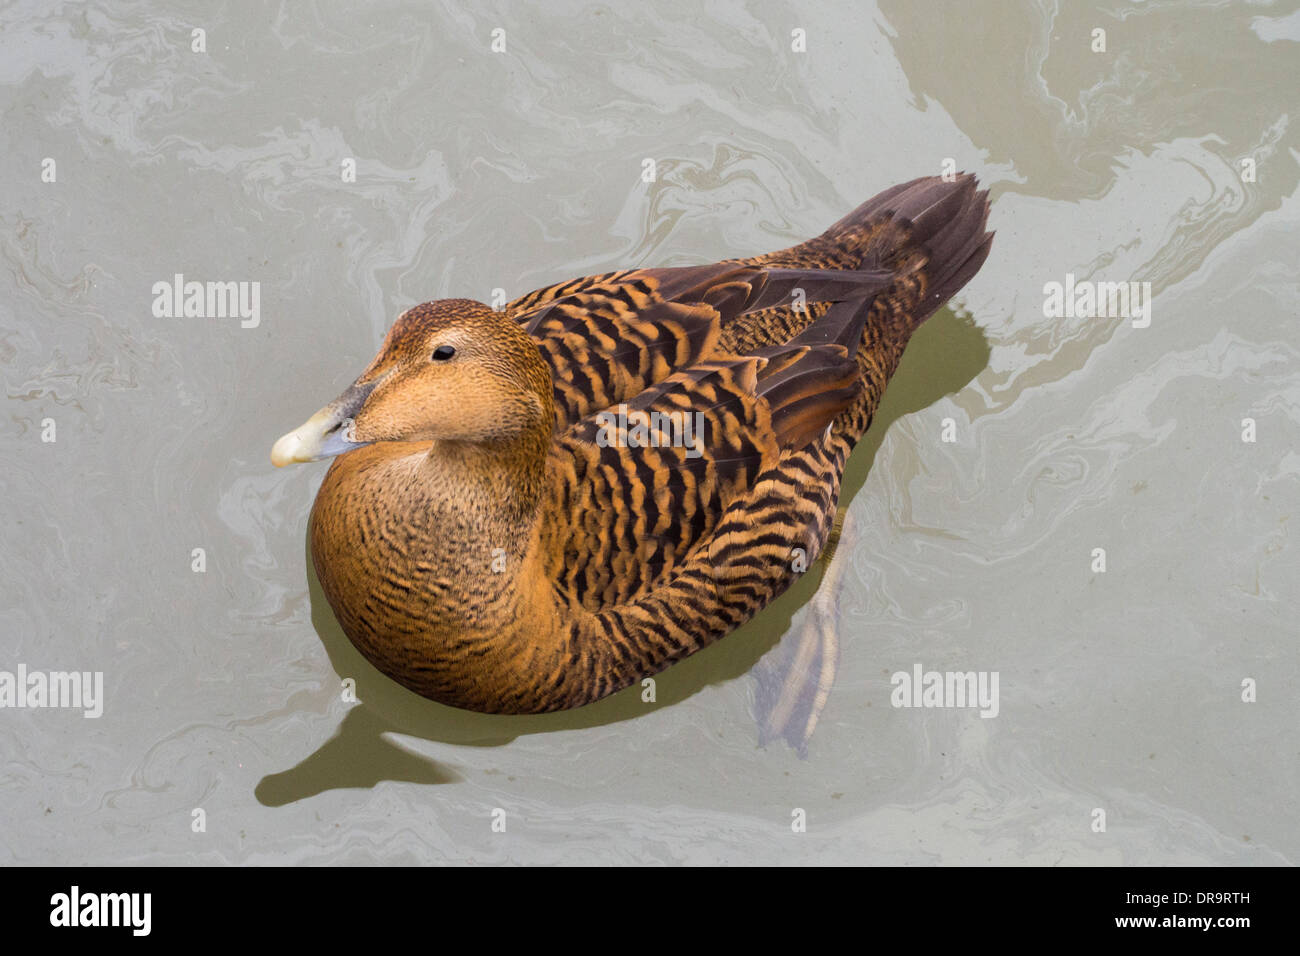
[2,0,1297,864]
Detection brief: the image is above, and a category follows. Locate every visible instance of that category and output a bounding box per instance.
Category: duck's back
[501,175,992,712]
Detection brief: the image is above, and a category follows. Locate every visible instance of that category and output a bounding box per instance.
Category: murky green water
[2,0,1297,864]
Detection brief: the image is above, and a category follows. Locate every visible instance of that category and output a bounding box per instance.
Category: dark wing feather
[508,265,890,429]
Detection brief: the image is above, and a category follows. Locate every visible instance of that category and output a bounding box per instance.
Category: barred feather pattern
[491,176,992,711]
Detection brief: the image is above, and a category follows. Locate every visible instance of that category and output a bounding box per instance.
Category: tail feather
[755,174,993,445]
[897,176,993,322]
[694,175,992,372]
[830,172,993,331]
[742,173,993,350]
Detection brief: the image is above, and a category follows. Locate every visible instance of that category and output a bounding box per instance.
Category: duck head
[271,299,554,467]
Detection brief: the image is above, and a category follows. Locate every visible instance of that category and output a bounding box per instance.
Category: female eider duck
[272,175,993,714]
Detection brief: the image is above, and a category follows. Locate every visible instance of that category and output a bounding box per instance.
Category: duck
[271,174,993,715]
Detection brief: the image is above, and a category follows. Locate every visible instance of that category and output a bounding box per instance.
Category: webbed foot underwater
[272,175,993,714]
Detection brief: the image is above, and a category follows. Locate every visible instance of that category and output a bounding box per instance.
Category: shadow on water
[255,306,990,805]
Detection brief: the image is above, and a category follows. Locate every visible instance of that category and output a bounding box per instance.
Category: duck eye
[431,345,456,361]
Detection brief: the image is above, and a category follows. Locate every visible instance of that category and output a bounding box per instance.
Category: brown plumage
[272,175,993,714]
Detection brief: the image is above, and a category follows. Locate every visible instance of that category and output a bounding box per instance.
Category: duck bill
[270,381,376,467]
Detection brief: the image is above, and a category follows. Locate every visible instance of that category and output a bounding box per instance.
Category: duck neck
[423,428,548,534]
[406,423,557,647]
